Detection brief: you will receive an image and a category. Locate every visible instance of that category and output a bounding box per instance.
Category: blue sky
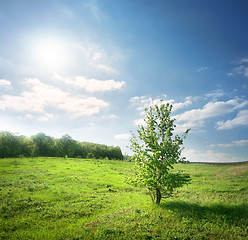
[0,0,248,162]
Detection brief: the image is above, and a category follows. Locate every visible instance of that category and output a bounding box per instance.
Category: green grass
[0,157,247,239]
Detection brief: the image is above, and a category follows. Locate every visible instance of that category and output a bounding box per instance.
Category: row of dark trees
[0,131,123,160]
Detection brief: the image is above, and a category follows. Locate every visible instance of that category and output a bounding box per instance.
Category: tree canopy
[0,131,123,160]
[129,102,191,204]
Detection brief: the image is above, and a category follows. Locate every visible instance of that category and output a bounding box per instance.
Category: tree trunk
[156,188,162,204]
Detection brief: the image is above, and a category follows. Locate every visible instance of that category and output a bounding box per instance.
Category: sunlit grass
[0,157,247,239]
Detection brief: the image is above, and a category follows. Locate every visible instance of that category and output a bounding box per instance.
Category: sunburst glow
[32,37,68,71]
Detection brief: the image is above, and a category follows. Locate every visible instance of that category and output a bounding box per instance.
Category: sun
[37,40,61,65]
[32,37,68,71]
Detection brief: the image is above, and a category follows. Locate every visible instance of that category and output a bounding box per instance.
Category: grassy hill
[0,157,247,239]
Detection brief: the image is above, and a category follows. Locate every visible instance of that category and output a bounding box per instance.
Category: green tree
[0,131,19,157]
[32,133,55,157]
[0,132,34,157]
[58,134,75,157]
[108,146,123,160]
[18,135,35,157]
[56,134,86,158]
[129,102,191,204]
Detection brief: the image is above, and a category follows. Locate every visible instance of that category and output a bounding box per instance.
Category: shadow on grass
[160,201,248,225]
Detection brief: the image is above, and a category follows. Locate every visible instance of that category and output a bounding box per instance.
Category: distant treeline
[0,131,123,160]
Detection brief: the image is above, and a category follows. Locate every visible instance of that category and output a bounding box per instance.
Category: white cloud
[38,113,54,122]
[228,58,248,78]
[72,41,120,74]
[174,121,204,134]
[244,68,248,77]
[175,100,240,123]
[55,74,125,92]
[205,150,240,163]
[197,66,209,72]
[58,96,109,117]
[183,149,246,163]
[233,139,248,146]
[233,65,245,74]
[173,99,192,111]
[173,98,248,133]
[92,52,102,61]
[208,143,233,148]
[114,134,130,140]
[0,95,43,113]
[100,114,118,119]
[0,79,11,86]
[25,114,34,119]
[239,58,248,64]
[226,72,233,77]
[131,94,248,133]
[208,139,248,148]
[0,78,69,114]
[130,95,192,126]
[0,78,65,114]
[96,64,116,73]
[131,96,193,128]
[89,50,118,74]
[0,78,110,120]
[130,95,192,114]
[130,95,150,111]
[133,118,146,126]
[217,109,248,130]
[24,78,69,104]
[234,99,248,109]
[205,89,225,99]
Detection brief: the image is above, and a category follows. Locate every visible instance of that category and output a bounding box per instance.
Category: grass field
[0,157,247,239]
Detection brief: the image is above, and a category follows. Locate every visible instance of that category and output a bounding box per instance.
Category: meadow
[0,157,247,239]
